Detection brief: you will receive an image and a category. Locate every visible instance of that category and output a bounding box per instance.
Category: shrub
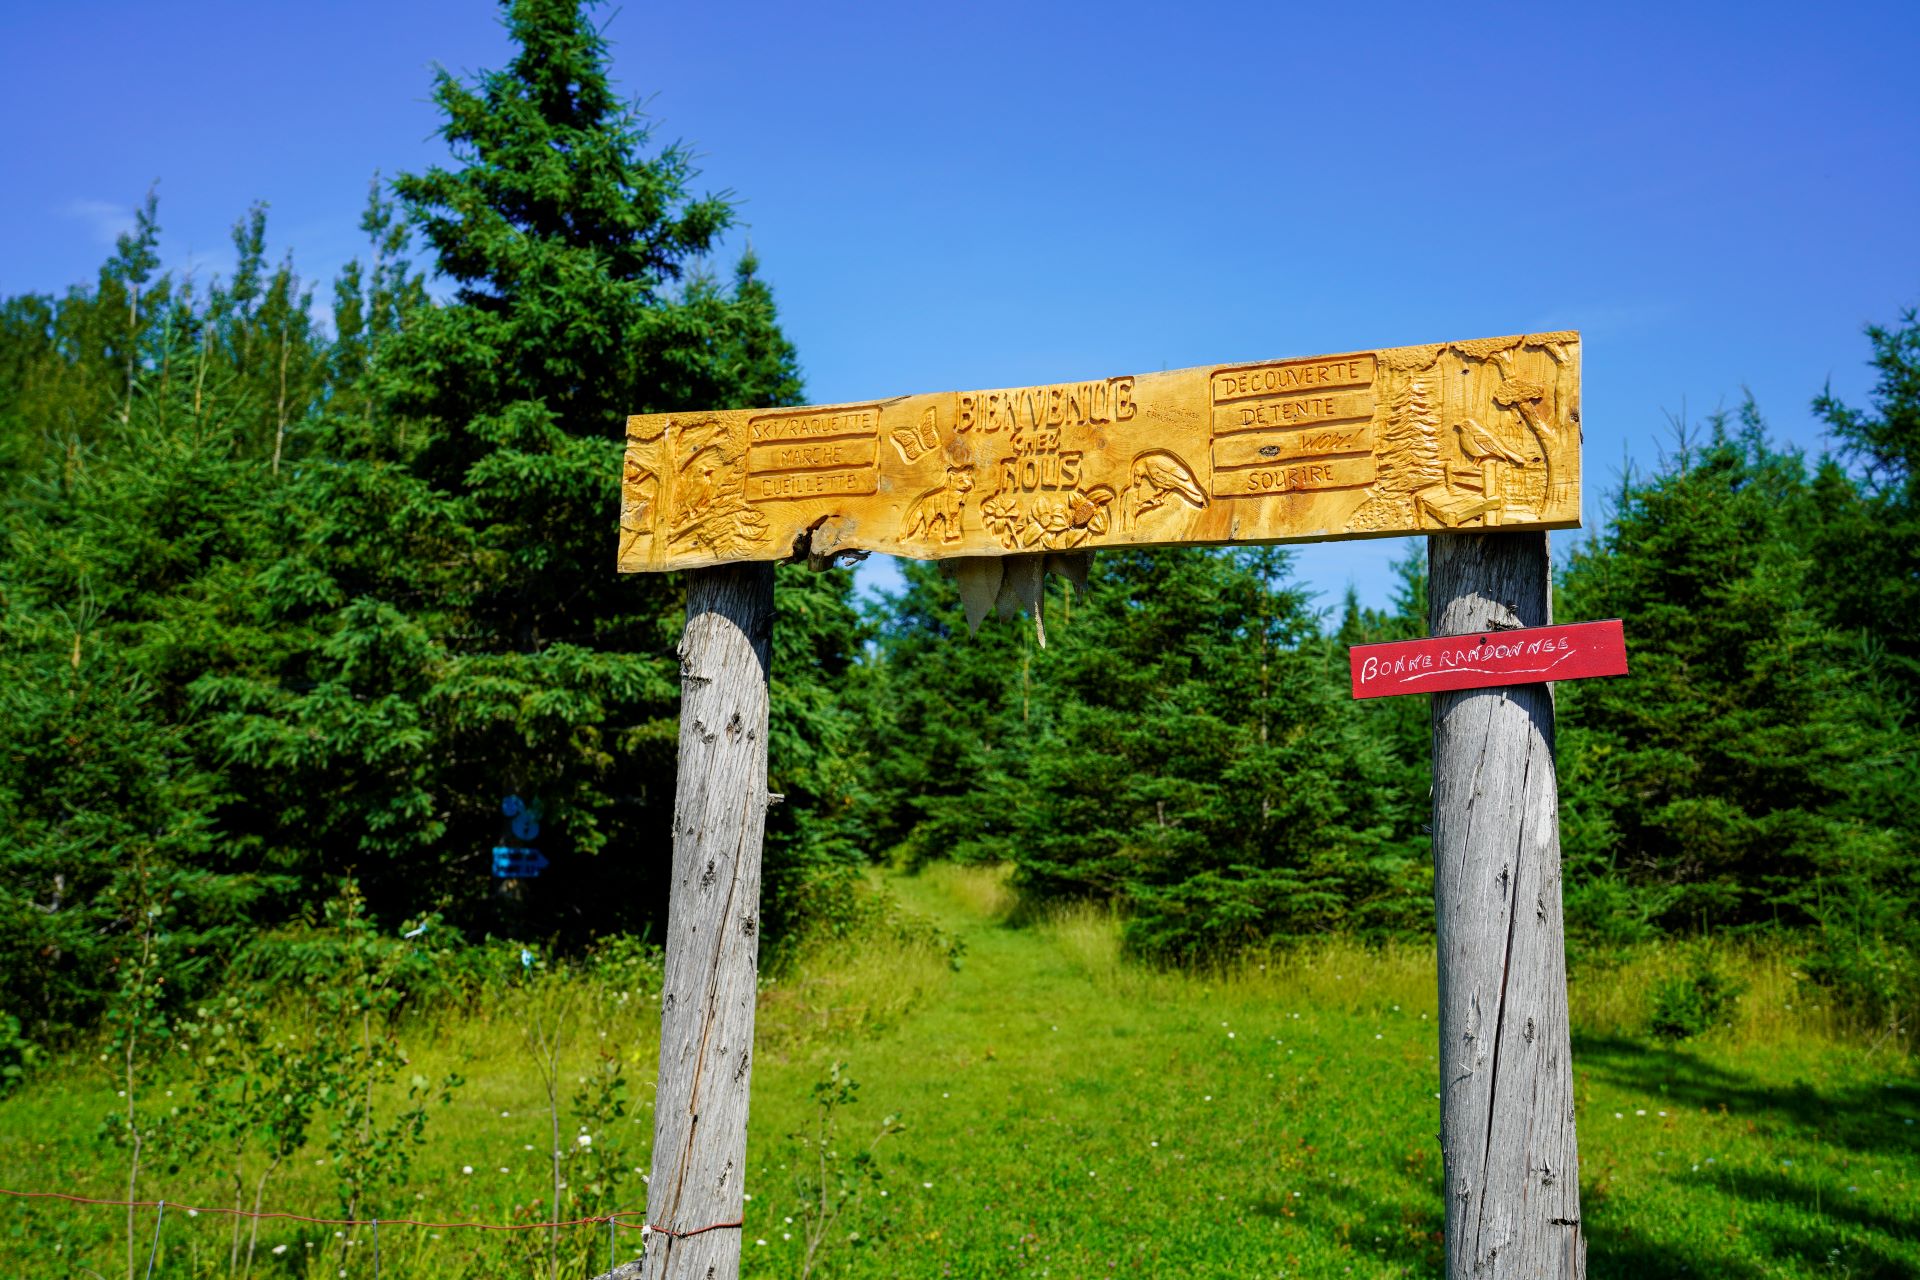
[1647,948,1744,1040]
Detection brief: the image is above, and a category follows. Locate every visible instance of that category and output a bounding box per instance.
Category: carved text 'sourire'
[619,332,1581,571]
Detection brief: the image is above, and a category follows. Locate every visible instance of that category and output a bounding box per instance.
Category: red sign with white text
[1349,620,1628,699]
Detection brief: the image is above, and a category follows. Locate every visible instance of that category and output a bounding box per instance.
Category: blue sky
[5,0,1917,612]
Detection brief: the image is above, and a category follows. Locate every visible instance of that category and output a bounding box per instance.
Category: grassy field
[3,865,1917,1278]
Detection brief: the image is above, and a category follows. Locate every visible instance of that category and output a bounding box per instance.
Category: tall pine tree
[197,0,858,938]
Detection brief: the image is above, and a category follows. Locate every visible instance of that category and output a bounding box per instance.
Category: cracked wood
[1429,531,1585,1279]
[638,564,774,1280]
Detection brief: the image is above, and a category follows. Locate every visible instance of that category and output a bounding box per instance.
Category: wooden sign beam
[620,333,1580,572]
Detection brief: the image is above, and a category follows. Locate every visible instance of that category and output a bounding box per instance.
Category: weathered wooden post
[637,562,775,1280]
[1428,530,1585,1278]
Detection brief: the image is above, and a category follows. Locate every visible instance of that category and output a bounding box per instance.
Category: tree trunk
[1428,531,1585,1278]
[639,563,774,1280]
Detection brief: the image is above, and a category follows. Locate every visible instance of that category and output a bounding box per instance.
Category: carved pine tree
[1381,379,1444,496]
[1347,378,1443,530]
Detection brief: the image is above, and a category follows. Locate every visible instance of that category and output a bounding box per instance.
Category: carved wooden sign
[1349,619,1628,699]
[619,331,1580,572]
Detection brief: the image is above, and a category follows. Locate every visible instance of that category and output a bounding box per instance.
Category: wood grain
[638,564,775,1280]
[620,334,1581,571]
[1428,531,1585,1279]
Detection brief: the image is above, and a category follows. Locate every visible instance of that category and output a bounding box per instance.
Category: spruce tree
[203,0,853,936]
[1556,408,1902,943]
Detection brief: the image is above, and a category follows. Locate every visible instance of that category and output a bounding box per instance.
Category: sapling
[97,870,169,1280]
[787,1063,904,1280]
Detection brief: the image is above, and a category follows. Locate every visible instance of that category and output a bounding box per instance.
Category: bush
[1647,948,1745,1040]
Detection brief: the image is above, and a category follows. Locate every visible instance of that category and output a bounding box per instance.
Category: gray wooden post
[637,563,775,1280]
[1429,531,1585,1279]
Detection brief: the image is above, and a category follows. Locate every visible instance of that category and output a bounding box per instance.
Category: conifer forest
[2,3,1917,1277]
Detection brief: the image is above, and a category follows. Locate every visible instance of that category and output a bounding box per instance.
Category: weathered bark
[1429,531,1585,1279]
[639,564,775,1280]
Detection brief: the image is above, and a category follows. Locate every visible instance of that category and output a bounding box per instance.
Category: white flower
[499,1167,509,1174]
[922,1182,933,1189]
[462,1166,474,1174]
[577,1134,592,1147]
[756,1239,767,1246]
[743,1193,753,1201]
[500,1110,510,1118]
[272,1246,287,1256]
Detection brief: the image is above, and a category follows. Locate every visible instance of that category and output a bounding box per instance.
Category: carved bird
[1453,418,1534,466]
[1128,450,1207,516]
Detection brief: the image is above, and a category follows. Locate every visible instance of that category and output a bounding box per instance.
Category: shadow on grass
[1274,1037,1919,1279]
[1573,1033,1920,1159]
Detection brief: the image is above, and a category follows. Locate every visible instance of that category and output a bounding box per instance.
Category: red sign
[1349,620,1628,699]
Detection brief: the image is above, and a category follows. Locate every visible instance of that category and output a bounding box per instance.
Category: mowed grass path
[3,866,1917,1278]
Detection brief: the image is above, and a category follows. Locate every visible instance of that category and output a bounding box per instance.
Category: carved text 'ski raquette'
[618,332,1580,572]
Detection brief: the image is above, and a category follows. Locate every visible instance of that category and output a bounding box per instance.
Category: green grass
[3,865,1916,1278]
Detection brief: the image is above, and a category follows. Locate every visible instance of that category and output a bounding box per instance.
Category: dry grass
[916,860,1019,923]
[1566,940,1897,1051]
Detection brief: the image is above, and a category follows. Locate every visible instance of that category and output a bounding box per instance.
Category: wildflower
[923,1182,933,1189]
[756,1239,767,1246]
[272,1246,287,1256]
[499,1167,509,1174]
[577,1134,592,1147]
[462,1166,474,1174]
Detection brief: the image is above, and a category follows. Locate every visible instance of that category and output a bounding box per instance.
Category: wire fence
[0,1186,743,1277]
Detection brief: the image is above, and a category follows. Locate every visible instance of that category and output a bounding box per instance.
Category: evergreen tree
[1556,408,1905,946]
[861,548,1425,959]
[1811,306,1920,712]
[0,216,302,1057]
[197,0,854,938]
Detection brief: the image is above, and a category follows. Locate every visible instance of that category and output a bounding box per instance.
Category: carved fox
[901,466,974,543]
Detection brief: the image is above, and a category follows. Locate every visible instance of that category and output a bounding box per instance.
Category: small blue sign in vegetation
[492,846,548,878]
